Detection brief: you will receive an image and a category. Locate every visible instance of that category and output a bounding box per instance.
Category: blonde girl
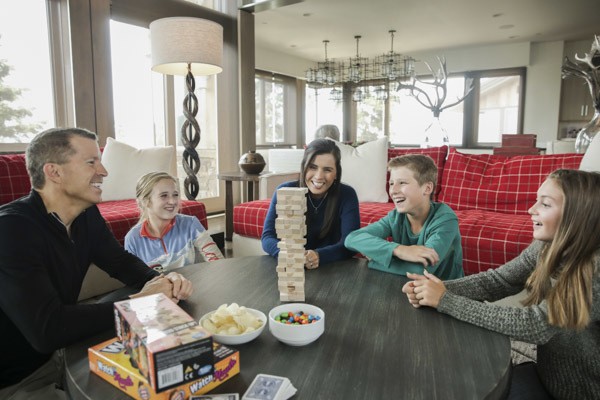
[125,172,223,271]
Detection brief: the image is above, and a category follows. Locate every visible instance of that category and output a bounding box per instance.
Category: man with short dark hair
[0,128,193,399]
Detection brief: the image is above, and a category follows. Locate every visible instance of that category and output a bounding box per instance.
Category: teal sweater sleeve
[345,202,463,279]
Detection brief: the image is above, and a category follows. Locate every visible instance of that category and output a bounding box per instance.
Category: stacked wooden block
[275,187,308,302]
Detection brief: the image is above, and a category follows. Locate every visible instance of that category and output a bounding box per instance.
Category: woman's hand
[403,271,447,309]
[305,250,320,269]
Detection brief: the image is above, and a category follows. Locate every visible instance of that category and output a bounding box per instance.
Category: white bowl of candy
[268,303,325,346]
[200,303,266,345]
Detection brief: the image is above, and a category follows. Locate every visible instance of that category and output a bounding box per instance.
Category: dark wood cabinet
[560,78,594,122]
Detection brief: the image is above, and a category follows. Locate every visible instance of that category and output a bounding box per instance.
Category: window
[305,86,343,144]
[304,68,525,148]
[390,77,465,146]
[255,71,297,146]
[470,71,523,145]
[110,21,166,148]
[355,84,386,142]
[0,0,55,145]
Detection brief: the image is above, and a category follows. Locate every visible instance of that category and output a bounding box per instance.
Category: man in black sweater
[0,128,193,399]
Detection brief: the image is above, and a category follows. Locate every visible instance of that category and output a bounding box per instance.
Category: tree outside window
[0,0,54,144]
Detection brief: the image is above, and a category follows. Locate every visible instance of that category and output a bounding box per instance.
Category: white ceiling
[251,0,600,62]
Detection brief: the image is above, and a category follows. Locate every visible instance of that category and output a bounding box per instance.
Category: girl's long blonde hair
[523,169,600,330]
[135,172,178,223]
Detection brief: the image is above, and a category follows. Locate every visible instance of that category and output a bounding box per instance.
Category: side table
[217,171,266,241]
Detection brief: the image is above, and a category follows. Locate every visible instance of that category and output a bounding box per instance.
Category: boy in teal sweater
[345,154,463,279]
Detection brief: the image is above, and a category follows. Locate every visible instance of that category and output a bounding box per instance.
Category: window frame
[303,67,526,148]
[463,67,526,147]
[255,69,299,148]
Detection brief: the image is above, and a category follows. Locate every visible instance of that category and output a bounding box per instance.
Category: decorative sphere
[238,150,266,174]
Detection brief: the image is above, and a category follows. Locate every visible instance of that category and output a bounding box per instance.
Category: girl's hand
[402,272,429,308]
[408,270,447,309]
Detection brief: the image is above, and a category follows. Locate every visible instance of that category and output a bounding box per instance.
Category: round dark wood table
[65,256,511,400]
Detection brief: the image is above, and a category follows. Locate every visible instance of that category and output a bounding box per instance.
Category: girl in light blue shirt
[125,172,223,271]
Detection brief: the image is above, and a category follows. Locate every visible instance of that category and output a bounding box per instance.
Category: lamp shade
[150,17,223,76]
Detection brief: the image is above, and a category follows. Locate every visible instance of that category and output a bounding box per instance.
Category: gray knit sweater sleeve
[438,240,600,399]
[438,241,579,344]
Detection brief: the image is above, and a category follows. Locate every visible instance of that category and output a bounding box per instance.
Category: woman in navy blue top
[261,139,360,268]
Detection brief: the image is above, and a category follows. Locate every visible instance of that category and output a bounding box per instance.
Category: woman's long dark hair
[299,139,342,239]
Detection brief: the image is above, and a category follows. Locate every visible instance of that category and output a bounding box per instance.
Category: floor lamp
[150,17,223,200]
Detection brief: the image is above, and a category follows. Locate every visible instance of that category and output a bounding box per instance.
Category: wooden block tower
[275,187,308,302]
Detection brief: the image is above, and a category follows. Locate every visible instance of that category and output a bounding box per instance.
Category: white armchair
[258,171,301,199]
[257,148,304,199]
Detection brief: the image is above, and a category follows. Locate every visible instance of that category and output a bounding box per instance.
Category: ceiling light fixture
[374,30,415,82]
[304,31,416,102]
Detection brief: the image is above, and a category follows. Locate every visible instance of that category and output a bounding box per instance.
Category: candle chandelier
[305,30,416,102]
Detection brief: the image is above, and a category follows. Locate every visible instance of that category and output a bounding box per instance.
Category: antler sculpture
[398,56,473,117]
[561,35,600,110]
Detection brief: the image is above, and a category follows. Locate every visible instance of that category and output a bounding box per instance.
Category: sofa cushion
[387,146,448,200]
[359,202,395,227]
[439,148,584,215]
[456,210,533,275]
[98,199,207,246]
[0,153,30,205]
[335,137,389,203]
[101,138,176,201]
[233,199,272,240]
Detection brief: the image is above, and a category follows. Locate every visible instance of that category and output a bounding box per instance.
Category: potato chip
[201,303,264,336]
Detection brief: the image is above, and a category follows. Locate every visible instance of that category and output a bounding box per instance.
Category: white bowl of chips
[200,303,266,345]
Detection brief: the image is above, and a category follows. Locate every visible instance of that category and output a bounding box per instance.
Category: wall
[523,41,564,145]
[256,40,571,147]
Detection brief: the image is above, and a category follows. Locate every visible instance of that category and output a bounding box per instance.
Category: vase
[238,150,266,174]
[575,109,600,154]
[422,115,449,148]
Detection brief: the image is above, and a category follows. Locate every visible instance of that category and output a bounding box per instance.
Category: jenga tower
[275,187,308,302]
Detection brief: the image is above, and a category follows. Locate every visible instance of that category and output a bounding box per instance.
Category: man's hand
[130,274,174,300]
[393,245,439,267]
[165,272,193,301]
[129,272,192,303]
[405,270,447,308]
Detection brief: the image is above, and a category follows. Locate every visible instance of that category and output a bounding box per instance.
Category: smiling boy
[344,154,463,279]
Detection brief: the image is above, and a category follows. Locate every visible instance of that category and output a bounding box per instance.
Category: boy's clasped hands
[402,270,447,309]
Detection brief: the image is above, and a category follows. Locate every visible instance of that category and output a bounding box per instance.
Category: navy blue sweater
[261,181,360,264]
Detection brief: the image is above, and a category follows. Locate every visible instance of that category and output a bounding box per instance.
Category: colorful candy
[274,311,321,325]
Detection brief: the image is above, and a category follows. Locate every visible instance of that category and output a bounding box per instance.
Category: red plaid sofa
[0,153,208,245]
[233,146,583,275]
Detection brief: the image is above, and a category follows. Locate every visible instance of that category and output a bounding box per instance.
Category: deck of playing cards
[242,374,297,400]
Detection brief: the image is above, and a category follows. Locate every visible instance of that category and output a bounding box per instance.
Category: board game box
[88,337,240,399]
[114,293,213,392]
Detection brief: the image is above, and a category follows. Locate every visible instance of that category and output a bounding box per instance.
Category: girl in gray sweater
[402,169,600,400]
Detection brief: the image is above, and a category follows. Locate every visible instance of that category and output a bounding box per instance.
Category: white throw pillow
[101,138,176,201]
[334,137,389,203]
[579,133,600,172]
